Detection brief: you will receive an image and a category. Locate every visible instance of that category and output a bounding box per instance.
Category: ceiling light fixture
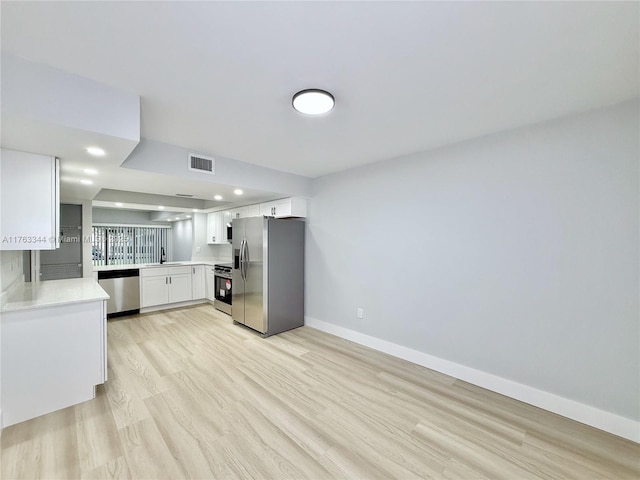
[192,209,199,212]
[233,189,243,196]
[158,206,165,210]
[175,217,180,220]
[292,89,335,115]
[214,195,222,201]
[115,202,123,207]
[86,146,105,157]
[83,168,98,175]
[80,179,93,185]
[186,215,192,219]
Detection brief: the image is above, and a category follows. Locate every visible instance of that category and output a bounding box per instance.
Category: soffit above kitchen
[1,54,310,205]
[1,2,638,179]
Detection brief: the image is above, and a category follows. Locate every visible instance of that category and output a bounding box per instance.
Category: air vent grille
[188,153,215,175]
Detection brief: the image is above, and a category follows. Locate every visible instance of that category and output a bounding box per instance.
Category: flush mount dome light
[292,89,335,115]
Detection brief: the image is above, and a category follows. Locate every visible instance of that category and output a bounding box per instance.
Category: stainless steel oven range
[213,263,232,315]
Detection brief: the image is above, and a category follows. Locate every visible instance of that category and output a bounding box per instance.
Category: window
[92,225,170,266]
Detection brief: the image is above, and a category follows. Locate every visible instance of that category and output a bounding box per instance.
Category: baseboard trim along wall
[304,317,640,443]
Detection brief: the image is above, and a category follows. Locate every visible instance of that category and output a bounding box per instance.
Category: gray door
[40,204,82,280]
[243,217,266,333]
[231,218,245,324]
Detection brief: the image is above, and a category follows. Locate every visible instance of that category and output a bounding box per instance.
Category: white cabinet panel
[141,265,204,308]
[1,148,60,250]
[259,197,307,218]
[168,273,191,303]
[141,275,168,307]
[140,267,168,277]
[205,266,216,301]
[1,300,105,427]
[191,265,205,300]
[207,212,229,244]
[231,204,261,219]
[244,204,260,217]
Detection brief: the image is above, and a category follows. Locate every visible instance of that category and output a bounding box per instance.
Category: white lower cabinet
[191,265,205,300]
[1,299,107,427]
[140,266,193,308]
[141,275,169,307]
[205,266,216,301]
[169,273,192,303]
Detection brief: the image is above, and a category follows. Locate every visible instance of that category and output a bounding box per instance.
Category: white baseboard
[304,316,640,443]
[140,299,207,314]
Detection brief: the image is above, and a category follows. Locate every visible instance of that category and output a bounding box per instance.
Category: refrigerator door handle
[243,239,250,281]
[239,239,245,281]
[241,239,248,281]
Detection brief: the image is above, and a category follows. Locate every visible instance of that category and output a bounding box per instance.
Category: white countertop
[1,278,109,312]
[94,259,232,272]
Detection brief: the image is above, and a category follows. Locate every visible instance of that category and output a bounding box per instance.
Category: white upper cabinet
[230,204,260,219]
[206,212,224,244]
[1,148,60,250]
[225,198,308,222]
[259,197,307,218]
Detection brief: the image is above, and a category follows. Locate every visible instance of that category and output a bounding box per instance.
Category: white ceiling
[1,1,638,180]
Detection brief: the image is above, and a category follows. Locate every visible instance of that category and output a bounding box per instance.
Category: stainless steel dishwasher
[98,269,140,317]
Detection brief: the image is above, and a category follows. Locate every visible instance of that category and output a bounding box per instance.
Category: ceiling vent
[188,153,215,175]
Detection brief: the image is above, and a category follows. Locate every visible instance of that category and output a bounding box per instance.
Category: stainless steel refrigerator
[232,216,305,336]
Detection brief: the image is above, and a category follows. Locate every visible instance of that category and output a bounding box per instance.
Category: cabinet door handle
[166,277,168,284]
[170,276,172,284]
[193,267,195,274]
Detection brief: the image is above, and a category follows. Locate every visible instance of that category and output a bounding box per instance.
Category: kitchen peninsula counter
[1,277,109,312]
[1,277,109,428]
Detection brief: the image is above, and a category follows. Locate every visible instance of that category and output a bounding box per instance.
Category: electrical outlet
[196,246,201,253]
[357,307,364,319]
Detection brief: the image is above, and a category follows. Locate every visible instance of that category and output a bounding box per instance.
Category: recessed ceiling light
[166,218,171,221]
[80,179,93,185]
[233,189,243,196]
[186,215,191,219]
[214,195,223,201]
[292,89,335,115]
[158,206,165,210]
[86,146,105,157]
[192,209,199,212]
[115,202,123,207]
[83,168,98,175]
[175,217,180,220]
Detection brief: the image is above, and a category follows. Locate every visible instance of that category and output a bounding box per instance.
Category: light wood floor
[2,304,638,479]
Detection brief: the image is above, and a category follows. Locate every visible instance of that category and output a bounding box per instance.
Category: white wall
[122,138,311,198]
[92,208,159,225]
[172,219,193,261]
[2,52,139,142]
[306,101,639,423]
[0,251,23,292]
[81,201,93,278]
